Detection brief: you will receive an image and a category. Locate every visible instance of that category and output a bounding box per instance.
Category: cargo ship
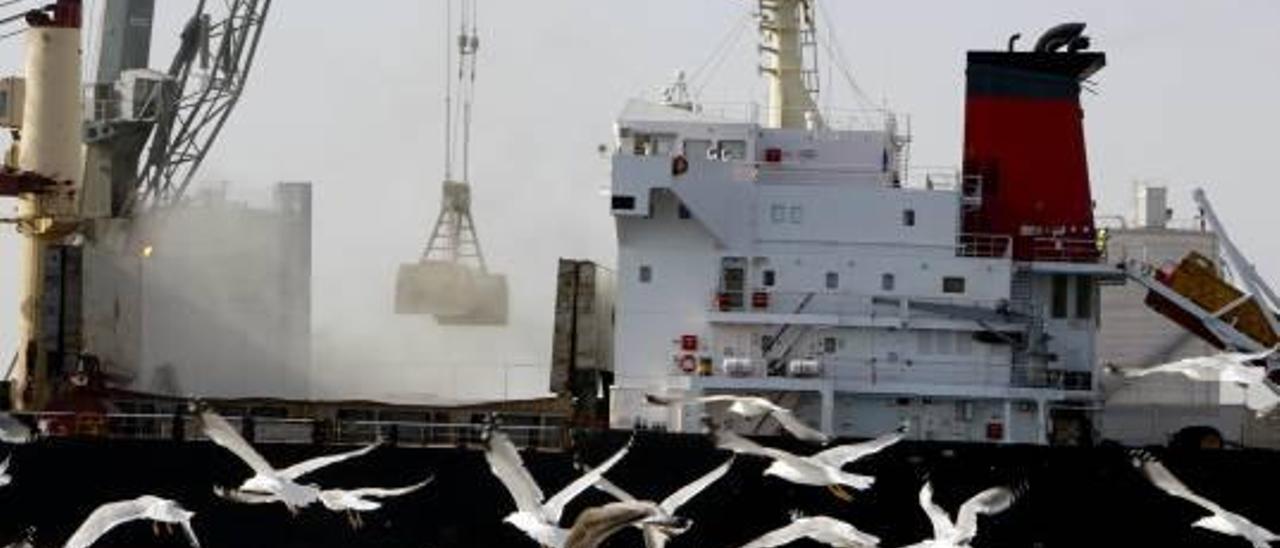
[0,1,1277,547]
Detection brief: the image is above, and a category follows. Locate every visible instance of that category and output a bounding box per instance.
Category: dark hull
[3,431,1278,547]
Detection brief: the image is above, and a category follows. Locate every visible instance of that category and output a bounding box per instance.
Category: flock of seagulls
[0,349,1272,546]
[0,402,429,547]
[481,393,1003,548]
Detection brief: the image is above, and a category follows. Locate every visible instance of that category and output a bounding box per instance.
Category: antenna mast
[757,0,822,129]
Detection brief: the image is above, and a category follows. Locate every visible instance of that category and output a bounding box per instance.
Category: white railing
[4,412,566,451]
[688,102,905,133]
[711,290,1014,319]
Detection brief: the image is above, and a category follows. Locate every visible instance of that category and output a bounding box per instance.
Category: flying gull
[1110,347,1280,416]
[483,427,631,547]
[0,413,32,444]
[902,481,1015,548]
[563,500,690,548]
[590,456,735,547]
[738,513,880,548]
[1132,451,1278,548]
[0,454,11,488]
[64,495,200,548]
[194,403,379,512]
[647,394,829,444]
[318,477,434,529]
[714,426,902,500]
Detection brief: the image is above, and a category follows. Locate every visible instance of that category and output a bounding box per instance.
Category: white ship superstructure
[607,9,1114,444]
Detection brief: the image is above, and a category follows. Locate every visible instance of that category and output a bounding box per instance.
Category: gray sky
[1,1,1278,400]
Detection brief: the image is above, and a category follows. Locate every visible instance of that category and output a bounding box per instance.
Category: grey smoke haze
[1,1,1278,401]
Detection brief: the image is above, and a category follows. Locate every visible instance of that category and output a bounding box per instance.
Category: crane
[395,0,507,325]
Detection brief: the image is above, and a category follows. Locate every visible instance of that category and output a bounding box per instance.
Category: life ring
[678,354,697,374]
[671,155,689,176]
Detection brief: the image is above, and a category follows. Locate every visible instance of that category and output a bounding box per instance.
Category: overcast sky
[0,1,1277,400]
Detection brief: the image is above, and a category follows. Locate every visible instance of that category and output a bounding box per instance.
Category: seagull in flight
[0,413,32,444]
[194,404,378,512]
[563,500,691,548]
[483,427,632,547]
[737,513,880,548]
[317,477,434,529]
[1111,347,1280,416]
[1132,451,1278,548]
[713,426,902,501]
[589,456,735,547]
[902,482,1015,548]
[0,454,12,488]
[64,495,200,548]
[647,393,829,444]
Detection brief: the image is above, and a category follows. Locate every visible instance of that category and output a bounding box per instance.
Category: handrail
[2,412,567,450]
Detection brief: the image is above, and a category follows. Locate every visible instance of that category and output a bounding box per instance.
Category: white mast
[758,0,821,129]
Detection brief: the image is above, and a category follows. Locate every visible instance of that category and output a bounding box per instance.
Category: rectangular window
[638,265,652,283]
[684,139,712,159]
[789,206,803,224]
[1051,275,1069,318]
[825,271,839,290]
[823,337,838,354]
[762,270,776,287]
[611,195,636,211]
[1076,276,1094,319]
[770,204,787,224]
[942,276,966,294]
[903,209,916,227]
[717,140,747,160]
[881,273,896,291]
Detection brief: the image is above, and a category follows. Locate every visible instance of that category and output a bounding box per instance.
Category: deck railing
[4,412,566,451]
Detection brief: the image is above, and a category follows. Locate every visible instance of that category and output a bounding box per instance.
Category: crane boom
[125,0,272,214]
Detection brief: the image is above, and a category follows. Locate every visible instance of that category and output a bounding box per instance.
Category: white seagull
[483,428,632,547]
[318,477,433,529]
[903,482,1015,548]
[0,454,12,488]
[1133,451,1278,548]
[0,413,32,444]
[63,495,200,548]
[563,500,690,548]
[647,393,829,444]
[195,406,379,512]
[714,427,903,500]
[590,456,735,547]
[1111,348,1280,416]
[738,514,880,548]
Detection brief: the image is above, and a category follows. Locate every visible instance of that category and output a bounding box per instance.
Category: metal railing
[957,233,1013,258]
[4,412,566,451]
[689,102,906,133]
[1029,236,1103,263]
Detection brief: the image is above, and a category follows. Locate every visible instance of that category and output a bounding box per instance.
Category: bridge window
[903,209,916,227]
[825,271,839,290]
[762,270,776,287]
[881,273,896,291]
[942,276,966,294]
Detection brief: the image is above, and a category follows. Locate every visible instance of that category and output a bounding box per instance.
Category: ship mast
[757,0,822,129]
